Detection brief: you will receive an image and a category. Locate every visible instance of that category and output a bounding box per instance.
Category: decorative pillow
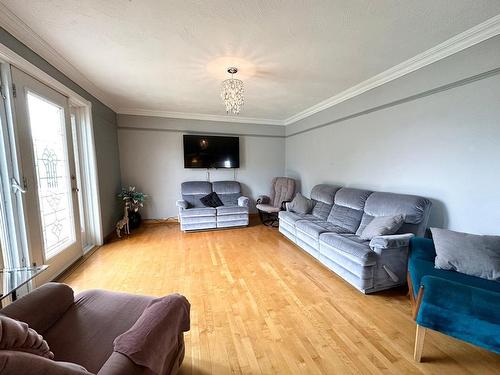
[0,316,53,358]
[288,193,314,214]
[359,215,404,240]
[431,228,500,281]
[199,192,223,208]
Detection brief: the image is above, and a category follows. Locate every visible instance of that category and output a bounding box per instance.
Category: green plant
[118,186,148,212]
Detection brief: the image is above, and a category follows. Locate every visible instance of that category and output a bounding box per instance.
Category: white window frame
[0,43,103,266]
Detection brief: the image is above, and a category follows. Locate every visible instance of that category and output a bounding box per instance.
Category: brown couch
[0,283,190,374]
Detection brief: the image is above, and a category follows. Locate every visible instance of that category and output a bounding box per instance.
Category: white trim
[1,4,499,126]
[0,3,119,111]
[284,14,500,125]
[0,43,93,108]
[117,107,286,126]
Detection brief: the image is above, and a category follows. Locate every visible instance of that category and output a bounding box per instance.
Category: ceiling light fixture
[220,67,244,115]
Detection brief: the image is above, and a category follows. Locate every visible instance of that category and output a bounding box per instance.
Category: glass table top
[0,265,49,300]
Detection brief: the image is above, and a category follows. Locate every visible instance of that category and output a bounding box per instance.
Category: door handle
[11,178,27,194]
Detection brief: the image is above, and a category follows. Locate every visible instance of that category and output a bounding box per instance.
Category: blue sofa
[408,237,500,361]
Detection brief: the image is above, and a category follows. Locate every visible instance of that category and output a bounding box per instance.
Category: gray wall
[286,36,500,235]
[0,28,122,237]
[117,115,286,218]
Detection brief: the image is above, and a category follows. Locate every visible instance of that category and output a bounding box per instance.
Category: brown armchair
[0,283,190,375]
[256,177,295,226]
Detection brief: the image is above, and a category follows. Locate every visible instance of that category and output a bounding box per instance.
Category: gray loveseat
[279,185,432,293]
[176,181,249,231]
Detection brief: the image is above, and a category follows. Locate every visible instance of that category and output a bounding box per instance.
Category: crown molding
[1,3,499,126]
[284,14,500,125]
[117,108,285,126]
[0,3,119,111]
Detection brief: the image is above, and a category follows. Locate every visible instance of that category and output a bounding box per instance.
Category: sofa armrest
[256,195,270,204]
[238,196,249,207]
[0,350,91,374]
[176,199,188,209]
[369,233,414,252]
[97,352,146,375]
[0,283,74,334]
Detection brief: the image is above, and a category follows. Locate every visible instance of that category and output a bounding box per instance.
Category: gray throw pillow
[359,215,404,240]
[288,193,314,214]
[431,228,500,281]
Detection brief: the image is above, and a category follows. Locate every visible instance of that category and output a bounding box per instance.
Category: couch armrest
[0,350,91,374]
[97,352,146,375]
[0,283,74,334]
[256,195,270,204]
[176,200,188,209]
[369,233,414,252]
[238,196,249,207]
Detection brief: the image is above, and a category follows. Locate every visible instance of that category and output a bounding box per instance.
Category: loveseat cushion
[326,188,372,233]
[216,206,249,216]
[181,181,212,208]
[44,290,153,374]
[319,233,376,266]
[179,207,216,218]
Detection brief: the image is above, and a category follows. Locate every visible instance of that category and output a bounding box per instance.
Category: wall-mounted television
[183,134,240,168]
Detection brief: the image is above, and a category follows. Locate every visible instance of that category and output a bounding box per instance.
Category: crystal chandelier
[220,67,244,115]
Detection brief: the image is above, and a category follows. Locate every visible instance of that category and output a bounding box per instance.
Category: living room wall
[0,28,122,238]
[117,115,285,219]
[285,36,500,235]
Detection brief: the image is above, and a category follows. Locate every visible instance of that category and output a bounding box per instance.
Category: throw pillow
[431,228,500,281]
[288,193,314,214]
[199,192,223,208]
[359,215,405,240]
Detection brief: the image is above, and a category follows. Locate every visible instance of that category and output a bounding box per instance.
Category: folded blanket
[113,293,190,375]
[0,316,53,359]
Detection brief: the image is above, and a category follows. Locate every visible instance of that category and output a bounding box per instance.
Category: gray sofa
[176,181,249,231]
[279,185,432,293]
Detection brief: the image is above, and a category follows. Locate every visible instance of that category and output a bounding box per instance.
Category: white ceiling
[1,0,500,124]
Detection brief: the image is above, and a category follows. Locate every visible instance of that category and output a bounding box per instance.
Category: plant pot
[128,210,142,230]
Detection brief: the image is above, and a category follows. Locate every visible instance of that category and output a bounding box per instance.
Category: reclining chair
[256,177,295,226]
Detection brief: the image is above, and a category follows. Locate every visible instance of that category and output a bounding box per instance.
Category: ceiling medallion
[220,67,244,115]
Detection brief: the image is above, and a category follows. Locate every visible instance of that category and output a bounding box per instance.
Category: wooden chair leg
[414,324,426,362]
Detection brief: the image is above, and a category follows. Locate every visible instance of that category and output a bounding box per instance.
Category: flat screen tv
[183,134,240,168]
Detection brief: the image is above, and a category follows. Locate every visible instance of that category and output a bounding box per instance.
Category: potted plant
[118,186,148,230]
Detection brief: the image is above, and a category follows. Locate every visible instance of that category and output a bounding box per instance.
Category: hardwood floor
[61,219,500,374]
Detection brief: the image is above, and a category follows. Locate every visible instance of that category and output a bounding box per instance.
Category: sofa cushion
[326,188,372,233]
[311,202,333,220]
[199,192,223,208]
[310,184,339,205]
[212,181,240,194]
[319,233,376,266]
[431,228,500,281]
[358,192,432,237]
[179,207,216,218]
[288,193,314,214]
[216,206,249,216]
[296,221,350,240]
[359,215,404,240]
[45,290,153,374]
[279,211,323,226]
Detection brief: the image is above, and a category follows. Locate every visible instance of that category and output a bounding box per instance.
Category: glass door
[11,67,81,284]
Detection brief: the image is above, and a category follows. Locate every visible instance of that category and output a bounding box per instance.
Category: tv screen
[183,135,240,168]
